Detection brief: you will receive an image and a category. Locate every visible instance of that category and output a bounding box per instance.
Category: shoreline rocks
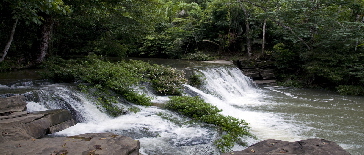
[0,95,141,155]
[0,96,77,143]
[234,59,276,85]
[222,139,351,155]
[0,133,140,155]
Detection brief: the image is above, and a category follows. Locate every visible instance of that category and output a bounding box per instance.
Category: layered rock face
[0,96,76,143]
[234,60,276,85]
[223,139,351,155]
[0,133,140,155]
[0,96,140,155]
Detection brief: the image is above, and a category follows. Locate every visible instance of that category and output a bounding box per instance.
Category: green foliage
[200,114,251,153]
[166,96,251,152]
[43,55,187,105]
[272,43,300,71]
[122,91,153,106]
[136,1,202,58]
[166,96,222,118]
[2,0,364,96]
[336,85,364,96]
[78,84,126,117]
[188,73,204,87]
[0,60,17,72]
[128,107,141,114]
[182,51,215,61]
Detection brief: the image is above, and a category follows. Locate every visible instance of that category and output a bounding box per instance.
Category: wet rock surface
[0,133,140,155]
[222,139,351,155]
[0,96,141,155]
[0,96,76,143]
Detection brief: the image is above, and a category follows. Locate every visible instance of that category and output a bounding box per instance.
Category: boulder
[0,133,140,155]
[0,95,76,143]
[222,139,350,155]
[0,109,76,143]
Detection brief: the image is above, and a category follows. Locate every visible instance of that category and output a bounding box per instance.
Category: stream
[0,59,363,155]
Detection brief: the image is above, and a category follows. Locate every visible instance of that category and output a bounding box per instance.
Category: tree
[53,0,161,57]
[0,0,71,64]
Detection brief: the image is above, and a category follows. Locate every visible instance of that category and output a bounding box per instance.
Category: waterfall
[25,84,110,123]
[17,66,302,154]
[23,84,220,155]
[185,66,303,143]
[2,63,362,154]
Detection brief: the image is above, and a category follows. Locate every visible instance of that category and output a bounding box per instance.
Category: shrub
[166,96,221,118]
[166,96,251,153]
[78,84,127,117]
[336,85,364,96]
[182,51,215,61]
[43,55,187,106]
[188,74,204,88]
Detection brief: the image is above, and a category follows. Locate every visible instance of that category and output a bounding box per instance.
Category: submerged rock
[223,139,350,155]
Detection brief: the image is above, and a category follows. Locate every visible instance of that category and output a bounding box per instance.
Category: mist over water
[1,63,363,154]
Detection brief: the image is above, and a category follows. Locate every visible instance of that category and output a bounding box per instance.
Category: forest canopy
[1,0,364,95]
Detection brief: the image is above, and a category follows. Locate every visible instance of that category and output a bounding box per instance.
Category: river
[0,59,363,154]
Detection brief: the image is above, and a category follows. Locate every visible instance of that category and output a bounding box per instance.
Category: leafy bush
[78,84,127,117]
[0,60,17,72]
[188,73,204,88]
[43,55,187,106]
[165,96,251,153]
[182,51,215,61]
[336,85,364,96]
[147,64,187,95]
[166,96,222,118]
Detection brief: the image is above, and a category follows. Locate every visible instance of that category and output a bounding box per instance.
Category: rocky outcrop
[0,96,76,142]
[0,95,27,114]
[0,96,141,155]
[234,60,276,85]
[222,139,351,155]
[0,133,140,155]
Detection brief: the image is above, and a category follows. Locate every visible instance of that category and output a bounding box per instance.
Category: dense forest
[1,0,364,95]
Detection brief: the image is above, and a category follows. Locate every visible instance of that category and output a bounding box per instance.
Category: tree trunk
[35,15,54,64]
[0,19,18,62]
[241,6,252,57]
[262,19,267,54]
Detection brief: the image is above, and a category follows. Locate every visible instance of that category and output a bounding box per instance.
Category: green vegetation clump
[336,85,364,96]
[182,52,215,61]
[188,74,204,88]
[165,96,251,153]
[78,84,127,117]
[43,55,187,107]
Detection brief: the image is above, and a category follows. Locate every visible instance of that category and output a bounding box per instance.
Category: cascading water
[21,84,221,154]
[1,63,363,155]
[184,66,304,144]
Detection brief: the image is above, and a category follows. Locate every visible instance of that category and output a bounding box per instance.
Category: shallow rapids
[0,63,363,154]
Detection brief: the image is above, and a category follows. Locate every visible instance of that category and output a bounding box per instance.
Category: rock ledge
[222,139,350,155]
